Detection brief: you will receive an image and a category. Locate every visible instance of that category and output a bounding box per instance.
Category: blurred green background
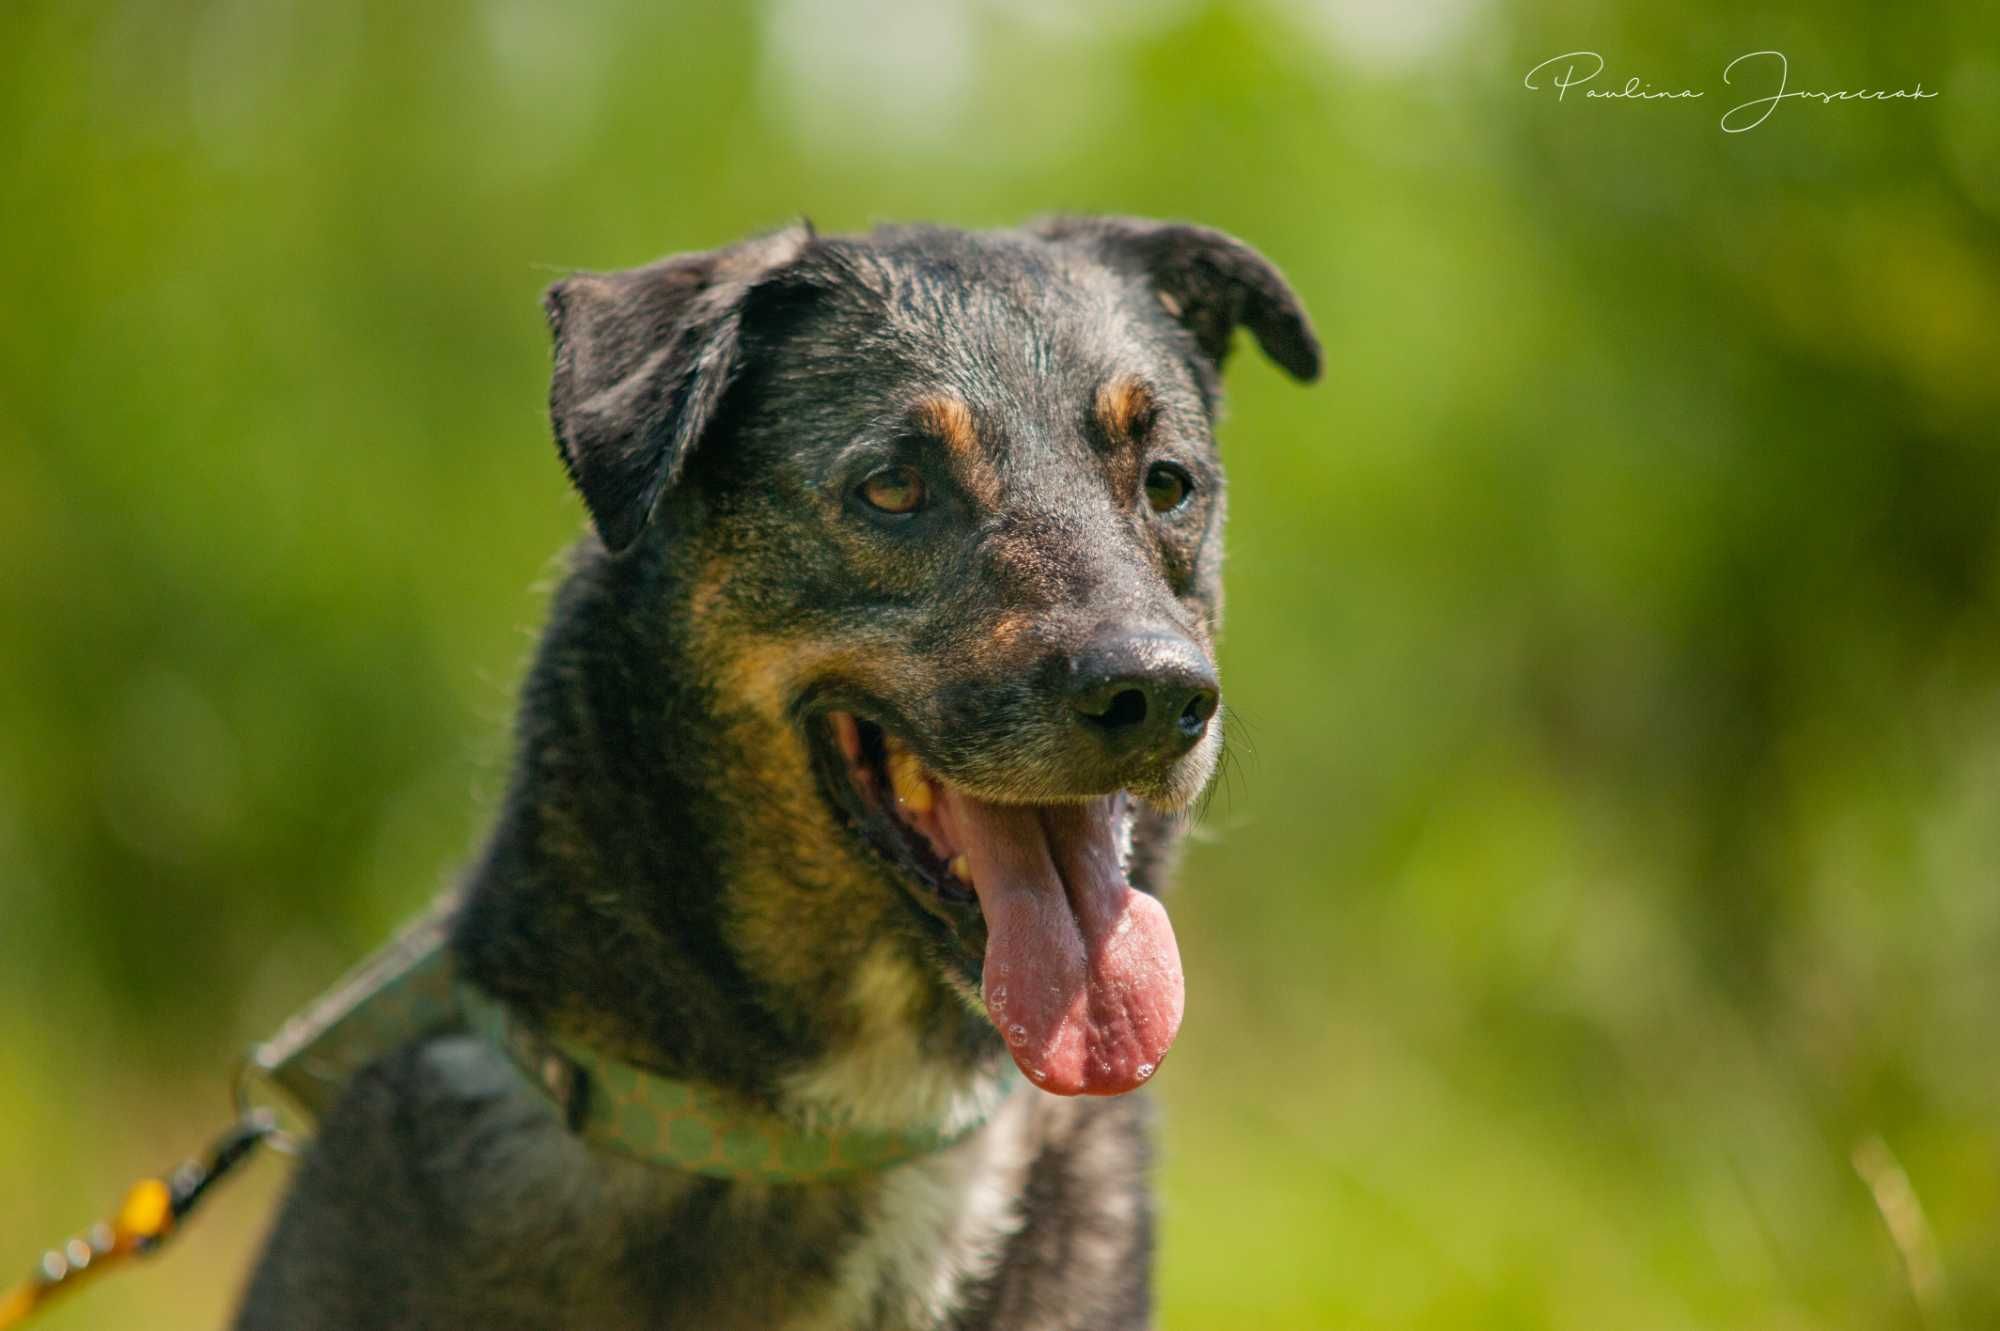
[3,2,1997,1327]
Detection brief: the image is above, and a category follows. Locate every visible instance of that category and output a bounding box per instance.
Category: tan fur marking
[1094,375,1154,445]
[913,394,977,458]
[984,611,1039,657]
[914,393,1001,508]
[683,585,956,1022]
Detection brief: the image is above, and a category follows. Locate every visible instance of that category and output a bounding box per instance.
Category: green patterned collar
[244,904,1018,1184]
[455,981,1017,1181]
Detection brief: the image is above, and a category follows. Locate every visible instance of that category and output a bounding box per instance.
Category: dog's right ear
[543,225,813,553]
[1029,215,1321,389]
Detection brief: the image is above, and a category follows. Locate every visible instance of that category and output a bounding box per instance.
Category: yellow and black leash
[0,1113,277,1329]
[0,902,448,1326]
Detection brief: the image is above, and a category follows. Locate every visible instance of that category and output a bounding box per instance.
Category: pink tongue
[934,790,1184,1096]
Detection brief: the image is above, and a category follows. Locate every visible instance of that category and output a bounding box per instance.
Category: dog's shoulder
[236,1034,679,1330]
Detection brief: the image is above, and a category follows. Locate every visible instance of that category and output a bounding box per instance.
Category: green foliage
[2,2,1995,1326]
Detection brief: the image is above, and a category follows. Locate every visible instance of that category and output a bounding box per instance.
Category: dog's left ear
[1031,215,1321,386]
[543,224,813,553]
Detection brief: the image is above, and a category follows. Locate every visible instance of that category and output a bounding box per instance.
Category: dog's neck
[451,541,1006,1133]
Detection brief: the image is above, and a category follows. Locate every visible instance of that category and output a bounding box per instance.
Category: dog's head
[543,219,1317,1099]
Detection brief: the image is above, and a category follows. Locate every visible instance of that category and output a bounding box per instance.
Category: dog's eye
[858,465,927,516]
[1143,462,1194,514]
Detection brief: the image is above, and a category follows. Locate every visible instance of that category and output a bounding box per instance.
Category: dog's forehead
[836,230,1116,332]
[794,229,1188,427]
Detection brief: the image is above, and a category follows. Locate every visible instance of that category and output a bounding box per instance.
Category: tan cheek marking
[681,561,961,1029]
[687,552,733,631]
[698,633,888,994]
[955,608,1048,682]
[914,393,1001,509]
[712,638,868,724]
[986,611,1038,655]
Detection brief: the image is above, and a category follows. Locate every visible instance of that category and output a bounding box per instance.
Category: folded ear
[1030,215,1321,386]
[543,224,814,553]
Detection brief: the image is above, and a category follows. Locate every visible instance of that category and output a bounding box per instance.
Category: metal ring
[232,1050,306,1157]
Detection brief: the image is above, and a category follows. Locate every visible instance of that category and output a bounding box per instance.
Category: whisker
[1220,702,1260,769]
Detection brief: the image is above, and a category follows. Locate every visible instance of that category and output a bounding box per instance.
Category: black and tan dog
[236,217,1318,1329]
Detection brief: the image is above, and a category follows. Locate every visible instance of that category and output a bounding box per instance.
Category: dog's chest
[791,1091,1037,1331]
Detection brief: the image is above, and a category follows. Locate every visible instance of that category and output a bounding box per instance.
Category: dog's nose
[1068,630,1220,755]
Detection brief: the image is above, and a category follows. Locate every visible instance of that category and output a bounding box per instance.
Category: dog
[234,216,1319,1330]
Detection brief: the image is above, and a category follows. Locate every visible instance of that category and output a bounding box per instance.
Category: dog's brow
[1093,376,1155,449]
[909,393,1003,507]
[910,394,979,459]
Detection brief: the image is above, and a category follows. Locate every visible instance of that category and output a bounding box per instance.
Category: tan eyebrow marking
[1094,375,1156,446]
[913,394,978,460]
[911,393,1000,507]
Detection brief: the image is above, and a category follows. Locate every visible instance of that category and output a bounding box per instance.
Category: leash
[0,904,459,1328]
[0,1113,277,1329]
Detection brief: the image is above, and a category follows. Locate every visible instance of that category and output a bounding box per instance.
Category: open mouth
[813,710,1185,1097]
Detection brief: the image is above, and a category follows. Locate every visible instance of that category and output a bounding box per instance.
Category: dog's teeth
[887,748,933,814]
[948,854,971,883]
